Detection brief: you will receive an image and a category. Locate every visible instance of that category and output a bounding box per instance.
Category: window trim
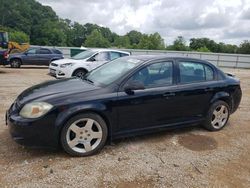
[176,60,217,85]
[36,48,52,54]
[120,60,175,91]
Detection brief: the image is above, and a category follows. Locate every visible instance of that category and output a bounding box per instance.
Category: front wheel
[73,69,87,79]
[203,100,230,131]
[60,113,108,157]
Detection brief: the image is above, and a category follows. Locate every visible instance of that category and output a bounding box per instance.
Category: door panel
[169,82,216,121]
[175,60,217,119]
[116,61,177,132]
[36,49,52,65]
[22,49,38,65]
[116,86,181,132]
[115,60,217,134]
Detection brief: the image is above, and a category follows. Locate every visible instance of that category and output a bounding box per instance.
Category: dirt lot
[0,66,249,188]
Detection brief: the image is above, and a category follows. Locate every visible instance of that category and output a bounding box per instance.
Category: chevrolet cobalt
[6,56,242,156]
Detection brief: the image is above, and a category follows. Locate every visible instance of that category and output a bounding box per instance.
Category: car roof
[122,55,216,67]
[27,47,62,53]
[121,55,214,66]
[28,47,59,50]
[90,48,130,54]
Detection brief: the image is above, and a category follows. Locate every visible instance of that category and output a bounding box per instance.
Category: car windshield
[85,57,143,86]
[72,50,96,60]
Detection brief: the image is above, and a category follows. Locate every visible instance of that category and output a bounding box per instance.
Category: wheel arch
[210,92,233,112]
[10,57,23,65]
[72,68,89,77]
[56,106,112,141]
[50,58,59,63]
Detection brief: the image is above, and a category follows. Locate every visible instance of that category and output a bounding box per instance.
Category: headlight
[20,102,53,119]
[60,63,74,68]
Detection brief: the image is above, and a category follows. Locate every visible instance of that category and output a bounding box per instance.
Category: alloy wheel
[11,60,20,68]
[76,71,86,79]
[211,104,229,129]
[66,118,103,154]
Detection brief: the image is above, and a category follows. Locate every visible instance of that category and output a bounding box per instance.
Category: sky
[37,0,250,45]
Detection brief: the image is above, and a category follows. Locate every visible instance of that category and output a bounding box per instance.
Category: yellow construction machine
[0,31,30,54]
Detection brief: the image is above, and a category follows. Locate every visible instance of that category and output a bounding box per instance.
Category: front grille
[51,63,58,67]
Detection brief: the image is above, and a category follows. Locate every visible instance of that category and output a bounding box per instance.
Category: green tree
[217,43,238,53]
[9,30,30,43]
[126,30,143,48]
[169,36,189,51]
[137,33,165,50]
[31,20,66,46]
[84,29,111,48]
[189,38,220,52]
[196,46,210,52]
[148,32,165,50]
[238,40,250,54]
[138,34,152,49]
[113,36,131,48]
[1,0,245,54]
[69,22,86,47]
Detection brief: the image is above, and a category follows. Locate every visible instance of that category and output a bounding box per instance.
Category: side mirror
[24,52,28,55]
[124,80,145,95]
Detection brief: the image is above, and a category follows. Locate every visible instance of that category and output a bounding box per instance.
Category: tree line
[1,0,250,54]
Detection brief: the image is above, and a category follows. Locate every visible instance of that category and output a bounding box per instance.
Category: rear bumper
[0,58,8,65]
[231,86,242,114]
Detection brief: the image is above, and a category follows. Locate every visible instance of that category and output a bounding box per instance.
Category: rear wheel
[203,100,230,131]
[60,113,108,157]
[10,59,21,68]
[73,69,87,79]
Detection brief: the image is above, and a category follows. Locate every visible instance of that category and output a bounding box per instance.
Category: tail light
[3,51,9,59]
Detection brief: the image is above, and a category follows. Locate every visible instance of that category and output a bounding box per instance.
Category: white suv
[49,49,130,78]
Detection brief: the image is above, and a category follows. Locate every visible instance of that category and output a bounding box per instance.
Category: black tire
[10,59,21,68]
[72,69,87,79]
[60,113,108,157]
[203,100,230,131]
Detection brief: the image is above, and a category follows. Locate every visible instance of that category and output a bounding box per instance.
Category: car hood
[17,78,100,105]
[52,58,86,65]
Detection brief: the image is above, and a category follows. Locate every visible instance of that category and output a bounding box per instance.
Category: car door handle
[204,88,214,92]
[163,92,176,98]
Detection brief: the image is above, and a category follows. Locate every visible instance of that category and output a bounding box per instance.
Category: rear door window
[110,52,121,60]
[204,65,214,81]
[178,61,214,83]
[37,49,51,54]
[52,49,62,54]
[120,52,129,57]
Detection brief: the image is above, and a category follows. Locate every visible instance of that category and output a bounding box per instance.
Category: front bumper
[6,107,60,149]
[49,67,68,79]
[48,64,73,79]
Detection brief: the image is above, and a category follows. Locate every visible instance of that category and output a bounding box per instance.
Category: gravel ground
[0,66,249,188]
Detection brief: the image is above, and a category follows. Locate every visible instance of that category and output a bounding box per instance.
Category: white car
[49,49,130,78]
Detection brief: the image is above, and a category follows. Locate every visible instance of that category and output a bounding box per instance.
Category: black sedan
[8,47,63,68]
[6,56,242,156]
